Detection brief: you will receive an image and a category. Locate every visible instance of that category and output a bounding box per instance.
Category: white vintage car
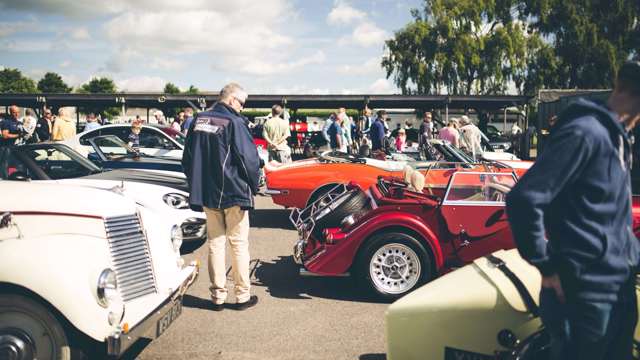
[0,182,199,358]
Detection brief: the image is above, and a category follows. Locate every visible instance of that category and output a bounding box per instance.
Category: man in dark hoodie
[182,83,261,311]
[506,61,640,360]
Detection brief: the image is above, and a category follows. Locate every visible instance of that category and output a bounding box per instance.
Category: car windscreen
[92,135,137,160]
[19,145,101,179]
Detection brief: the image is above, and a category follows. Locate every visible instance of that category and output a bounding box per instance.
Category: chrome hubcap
[0,329,36,360]
[370,243,421,295]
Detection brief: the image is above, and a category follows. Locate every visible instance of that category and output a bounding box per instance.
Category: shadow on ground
[253,255,388,304]
[249,209,295,230]
[180,238,206,255]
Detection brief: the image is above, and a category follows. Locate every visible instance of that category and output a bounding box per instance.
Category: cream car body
[386,249,640,360]
[0,182,198,358]
[42,178,206,242]
[385,249,542,360]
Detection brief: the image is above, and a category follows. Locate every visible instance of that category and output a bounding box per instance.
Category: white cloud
[368,78,395,94]
[337,57,381,75]
[26,68,46,79]
[344,22,387,47]
[60,60,71,68]
[327,2,366,25]
[69,27,90,40]
[236,50,326,76]
[1,39,52,52]
[149,58,186,71]
[60,73,83,87]
[116,75,167,92]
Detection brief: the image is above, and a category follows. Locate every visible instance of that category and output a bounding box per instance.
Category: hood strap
[486,254,539,317]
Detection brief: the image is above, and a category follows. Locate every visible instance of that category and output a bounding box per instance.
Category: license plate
[156,299,182,337]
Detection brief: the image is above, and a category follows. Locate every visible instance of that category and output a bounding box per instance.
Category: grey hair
[219,82,247,103]
[272,104,283,116]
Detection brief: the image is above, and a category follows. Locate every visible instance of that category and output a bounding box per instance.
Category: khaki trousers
[203,206,251,304]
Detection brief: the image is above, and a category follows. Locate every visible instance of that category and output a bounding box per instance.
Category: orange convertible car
[264,141,532,209]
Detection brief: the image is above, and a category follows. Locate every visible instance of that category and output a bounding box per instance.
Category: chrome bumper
[293,238,305,265]
[106,261,199,357]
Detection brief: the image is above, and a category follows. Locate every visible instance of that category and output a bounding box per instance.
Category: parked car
[291,170,519,299]
[385,196,640,360]
[265,140,531,209]
[0,143,204,242]
[69,124,184,159]
[1,142,189,192]
[0,182,199,358]
[76,135,184,173]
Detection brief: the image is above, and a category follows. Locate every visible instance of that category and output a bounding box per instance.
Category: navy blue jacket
[370,119,385,151]
[506,99,639,302]
[182,102,260,211]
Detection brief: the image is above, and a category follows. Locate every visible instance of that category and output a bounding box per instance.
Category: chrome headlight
[163,193,189,209]
[97,269,118,308]
[171,224,183,252]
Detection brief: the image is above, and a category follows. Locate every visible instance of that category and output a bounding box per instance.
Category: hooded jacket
[182,102,260,211]
[506,98,639,302]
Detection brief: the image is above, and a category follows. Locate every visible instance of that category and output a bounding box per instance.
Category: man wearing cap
[182,82,261,311]
[506,61,640,360]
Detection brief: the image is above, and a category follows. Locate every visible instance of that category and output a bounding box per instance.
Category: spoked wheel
[357,232,433,301]
[370,243,422,295]
[0,294,72,360]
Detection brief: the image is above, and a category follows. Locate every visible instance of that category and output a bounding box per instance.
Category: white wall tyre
[0,294,72,360]
[357,232,433,301]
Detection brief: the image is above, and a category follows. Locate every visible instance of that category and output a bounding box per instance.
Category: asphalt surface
[126,195,389,360]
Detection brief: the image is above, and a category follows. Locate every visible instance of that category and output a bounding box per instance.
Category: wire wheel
[369,243,422,295]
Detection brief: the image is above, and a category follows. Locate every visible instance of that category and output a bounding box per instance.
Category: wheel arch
[350,224,442,275]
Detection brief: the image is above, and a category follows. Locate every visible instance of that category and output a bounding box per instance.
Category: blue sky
[0,0,421,94]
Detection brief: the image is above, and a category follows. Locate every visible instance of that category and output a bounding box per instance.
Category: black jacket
[35,117,51,142]
[182,102,260,211]
[506,99,639,302]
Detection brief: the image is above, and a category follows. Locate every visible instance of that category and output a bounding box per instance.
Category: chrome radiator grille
[105,214,157,302]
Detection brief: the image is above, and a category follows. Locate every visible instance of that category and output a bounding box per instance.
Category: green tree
[522,0,640,88]
[0,68,37,93]
[77,77,117,94]
[184,85,199,94]
[37,72,72,93]
[383,0,548,95]
[163,82,180,94]
[77,77,120,119]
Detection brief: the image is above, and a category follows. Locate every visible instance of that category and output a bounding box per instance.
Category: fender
[0,233,114,341]
[305,210,443,275]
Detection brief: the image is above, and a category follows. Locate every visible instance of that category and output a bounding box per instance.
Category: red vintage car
[265,141,532,209]
[290,169,519,300]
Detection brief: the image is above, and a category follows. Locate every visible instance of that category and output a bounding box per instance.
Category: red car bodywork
[298,174,517,277]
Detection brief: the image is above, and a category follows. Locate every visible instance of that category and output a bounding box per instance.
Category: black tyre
[356,232,433,301]
[306,184,340,208]
[312,188,370,237]
[0,294,75,360]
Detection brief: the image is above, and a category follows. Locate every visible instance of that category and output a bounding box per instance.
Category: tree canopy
[77,77,117,94]
[37,72,72,93]
[0,68,37,94]
[163,82,180,94]
[383,0,640,95]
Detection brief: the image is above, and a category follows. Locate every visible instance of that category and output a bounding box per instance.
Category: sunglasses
[234,96,245,108]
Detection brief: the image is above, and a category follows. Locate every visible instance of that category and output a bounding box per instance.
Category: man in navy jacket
[182,83,260,311]
[506,62,640,359]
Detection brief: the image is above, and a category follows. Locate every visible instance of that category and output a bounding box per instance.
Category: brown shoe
[235,295,258,311]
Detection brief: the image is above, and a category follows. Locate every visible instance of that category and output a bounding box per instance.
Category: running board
[299,269,350,277]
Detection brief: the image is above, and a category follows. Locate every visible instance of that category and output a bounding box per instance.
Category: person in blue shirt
[181,107,195,134]
[370,110,387,152]
[506,61,640,360]
[327,115,343,151]
[1,105,23,146]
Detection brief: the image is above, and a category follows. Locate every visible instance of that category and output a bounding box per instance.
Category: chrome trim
[105,214,157,302]
[293,238,305,265]
[264,188,288,195]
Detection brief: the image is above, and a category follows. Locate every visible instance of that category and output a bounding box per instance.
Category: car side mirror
[88,152,101,163]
